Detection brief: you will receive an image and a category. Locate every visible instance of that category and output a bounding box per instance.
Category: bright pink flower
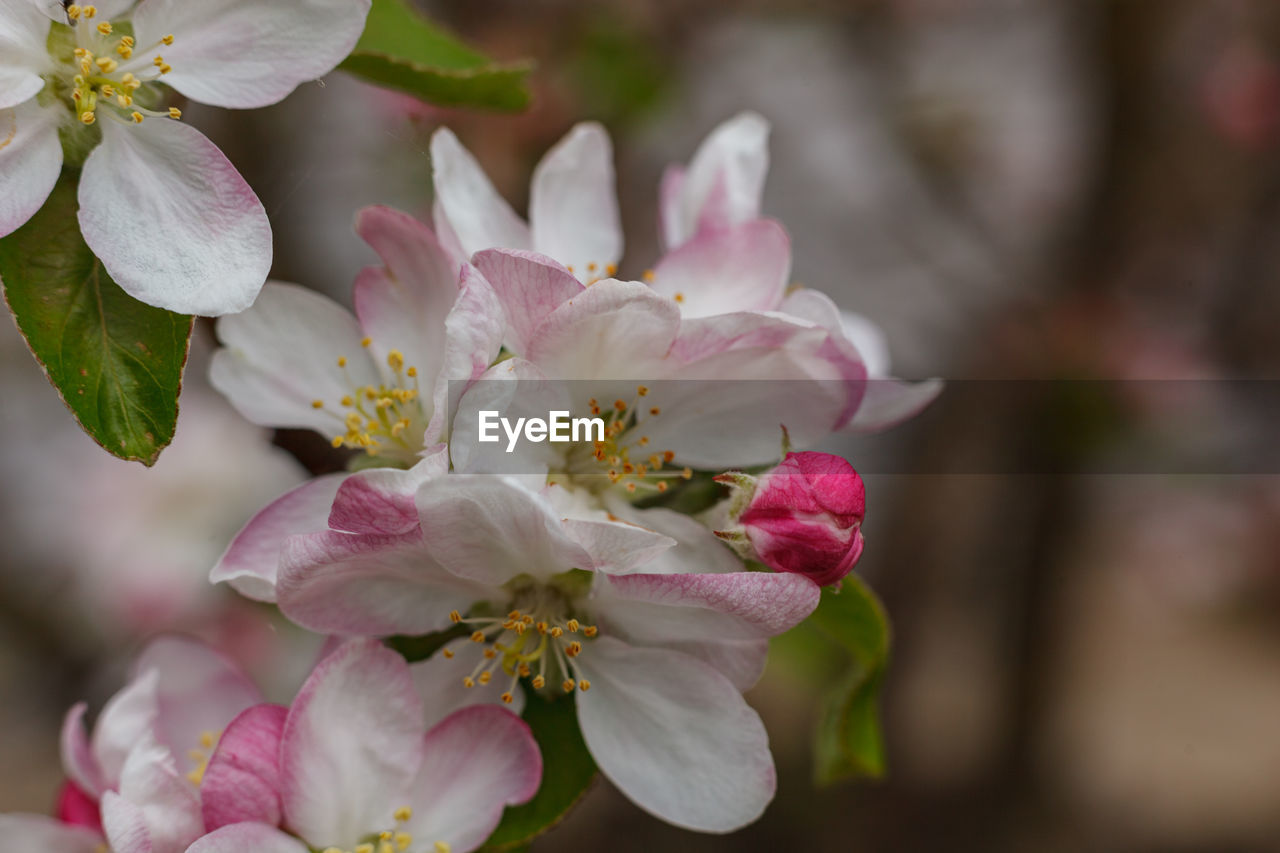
[729,451,866,586]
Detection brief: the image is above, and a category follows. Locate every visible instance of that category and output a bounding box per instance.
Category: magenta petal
[201,704,288,833]
[55,782,103,834]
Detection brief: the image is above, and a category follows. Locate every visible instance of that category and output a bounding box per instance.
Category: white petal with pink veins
[0,101,61,236]
[471,249,583,357]
[211,473,349,602]
[431,127,532,259]
[278,640,425,850]
[529,122,622,276]
[79,118,271,316]
[651,220,791,318]
[211,283,381,433]
[401,706,542,852]
[132,0,371,109]
[575,637,776,833]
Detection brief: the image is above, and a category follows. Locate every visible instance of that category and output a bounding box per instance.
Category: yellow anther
[83,5,96,17]
[395,832,412,851]
[168,107,182,119]
[160,63,172,74]
[606,263,618,275]
[96,21,112,34]
[100,84,114,96]
[566,641,582,657]
[567,619,580,633]
[153,55,165,67]
[682,467,693,479]
[657,481,669,492]
[578,679,591,692]
[336,356,347,368]
[583,626,598,637]
[674,292,685,303]
[311,399,324,409]
[163,33,175,45]
[587,262,598,272]
[549,627,564,639]
[199,732,216,749]
[441,648,454,659]
[462,677,475,688]
[643,269,655,281]
[532,675,546,689]
[566,265,575,274]
[116,94,132,107]
[535,621,548,634]
[625,483,637,493]
[95,57,117,72]
[406,366,417,378]
[120,36,134,47]
[614,400,627,412]
[80,112,96,125]
[66,4,81,18]
[449,609,462,623]
[470,631,485,642]
[477,671,491,685]
[361,336,372,347]
[116,45,132,58]
[562,679,575,693]
[331,436,345,448]
[501,691,514,704]
[637,385,649,396]
[131,111,143,123]
[483,648,497,660]
[387,350,404,370]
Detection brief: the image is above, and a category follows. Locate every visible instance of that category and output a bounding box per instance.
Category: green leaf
[482,691,597,851]
[806,576,891,784]
[0,171,192,466]
[340,0,532,112]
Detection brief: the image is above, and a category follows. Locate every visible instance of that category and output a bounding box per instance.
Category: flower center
[184,729,221,786]
[446,580,600,700]
[314,342,428,463]
[319,806,451,853]
[54,5,180,127]
[552,385,691,495]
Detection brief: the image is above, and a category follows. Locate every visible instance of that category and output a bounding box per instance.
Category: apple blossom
[265,474,819,833]
[195,638,541,853]
[0,0,371,315]
[717,451,866,587]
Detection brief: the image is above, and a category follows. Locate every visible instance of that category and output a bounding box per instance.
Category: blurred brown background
[4,0,1280,850]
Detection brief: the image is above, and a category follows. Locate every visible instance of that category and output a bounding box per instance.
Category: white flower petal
[92,670,160,789]
[0,100,61,236]
[430,127,531,258]
[602,499,744,576]
[848,376,944,433]
[0,814,102,852]
[402,706,541,852]
[132,0,371,109]
[211,282,381,434]
[79,118,270,315]
[0,0,57,83]
[674,111,770,246]
[184,823,308,853]
[279,640,425,850]
[529,122,622,275]
[651,220,790,318]
[211,473,349,603]
[114,738,205,853]
[575,637,775,833]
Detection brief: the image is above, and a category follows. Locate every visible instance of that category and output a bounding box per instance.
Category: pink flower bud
[737,452,865,586]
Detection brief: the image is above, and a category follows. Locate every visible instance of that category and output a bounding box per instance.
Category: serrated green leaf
[482,691,597,851]
[806,576,891,784]
[339,0,531,111]
[0,171,191,466]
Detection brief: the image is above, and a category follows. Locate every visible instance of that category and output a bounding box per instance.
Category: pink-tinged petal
[211,473,349,603]
[353,205,461,387]
[56,781,104,833]
[279,639,425,849]
[601,500,744,576]
[657,163,686,251]
[471,248,582,356]
[440,263,505,386]
[595,571,819,642]
[184,823,308,853]
[61,702,107,798]
[529,122,622,276]
[674,111,770,246]
[201,704,287,832]
[114,738,205,853]
[79,119,270,315]
[328,448,446,536]
[211,282,381,434]
[651,220,790,318]
[575,638,775,833]
[401,706,541,851]
[446,357,566,476]
[778,289,892,377]
[431,197,466,264]
[130,637,263,781]
[410,639,525,730]
[0,814,102,852]
[0,101,61,236]
[101,792,152,853]
[848,377,944,433]
[526,279,681,379]
[430,127,531,258]
[561,518,674,576]
[131,0,371,109]
[416,476,594,584]
[664,637,768,691]
[278,530,484,636]
[185,819,307,845]
[92,671,161,790]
